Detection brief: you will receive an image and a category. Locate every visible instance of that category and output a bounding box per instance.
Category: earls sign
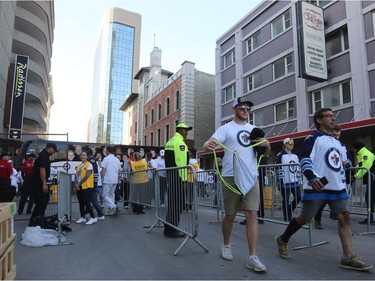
[296,1,327,82]
[8,55,29,140]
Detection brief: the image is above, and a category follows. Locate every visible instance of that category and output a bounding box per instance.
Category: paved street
[13,205,375,280]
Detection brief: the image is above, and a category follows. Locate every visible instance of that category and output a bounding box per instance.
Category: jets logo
[325,148,341,172]
[236,130,251,147]
[289,160,298,173]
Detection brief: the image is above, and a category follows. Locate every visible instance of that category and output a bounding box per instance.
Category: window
[326,27,349,58]
[157,128,161,146]
[150,132,154,146]
[224,84,236,103]
[224,49,235,68]
[134,121,137,134]
[175,90,180,111]
[246,31,261,54]
[247,70,262,92]
[174,119,179,130]
[311,81,351,112]
[275,99,295,122]
[273,54,293,80]
[249,110,264,126]
[308,0,334,8]
[158,103,162,120]
[151,109,154,125]
[144,135,147,146]
[373,11,375,34]
[144,113,148,128]
[165,124,170,142]
[166,98,170,116]
[272,11,290,38]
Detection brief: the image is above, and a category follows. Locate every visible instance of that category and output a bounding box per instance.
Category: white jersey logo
[325,148,341,172]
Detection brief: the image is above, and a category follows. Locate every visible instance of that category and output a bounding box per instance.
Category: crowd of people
[0,100,374,273]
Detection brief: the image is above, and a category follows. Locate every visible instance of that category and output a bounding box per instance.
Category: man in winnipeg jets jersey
[275,108,372,271]
[276,138,301,222]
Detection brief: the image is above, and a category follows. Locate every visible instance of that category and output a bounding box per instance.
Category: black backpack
[29,214,72,232]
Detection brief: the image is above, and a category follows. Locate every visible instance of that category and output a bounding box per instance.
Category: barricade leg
[150,167,209,255]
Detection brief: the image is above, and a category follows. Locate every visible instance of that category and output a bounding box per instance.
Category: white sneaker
[97,216,105,221]
[85,218,97,225]
[76,217,86,224]
[246,255,267,272]
[221,244,233,261]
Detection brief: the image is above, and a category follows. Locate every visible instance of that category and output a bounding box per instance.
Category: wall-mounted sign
[296,1,327,82]
[8,55,29,140]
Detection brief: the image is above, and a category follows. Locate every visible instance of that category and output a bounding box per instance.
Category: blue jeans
[91,188,104,217]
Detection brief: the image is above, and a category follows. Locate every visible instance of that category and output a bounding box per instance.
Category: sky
[49,0,263,142]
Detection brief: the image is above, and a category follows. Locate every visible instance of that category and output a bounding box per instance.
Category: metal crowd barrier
[14,178,60,221]
[346,167,374,235]
[258,163,327,249]
[147,166,209,256]
[194,169,224,223]
[128,168,156,209]
[256,163,375,246]
[56,171,72,243]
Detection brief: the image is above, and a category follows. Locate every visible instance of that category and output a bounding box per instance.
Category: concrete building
[215,0,375,160]
[89,7,141,144]
[0,1,55,140]
[121,47,215,151]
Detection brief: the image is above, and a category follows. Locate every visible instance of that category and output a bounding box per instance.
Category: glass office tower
[90,8,141,144]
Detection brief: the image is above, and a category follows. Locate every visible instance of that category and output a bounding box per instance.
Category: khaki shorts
[222,177,260,215]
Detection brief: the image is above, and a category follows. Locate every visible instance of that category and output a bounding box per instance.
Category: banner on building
[8,55,29,140]
[296,1,327,82]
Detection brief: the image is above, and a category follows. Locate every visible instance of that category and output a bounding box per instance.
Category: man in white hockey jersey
[275,108,372,271]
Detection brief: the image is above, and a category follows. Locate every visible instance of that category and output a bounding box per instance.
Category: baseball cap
[283,138,293,144]
[232,97,254,108]
[176,123,193,130]
[159,150,165,156]
[46,142,59,152]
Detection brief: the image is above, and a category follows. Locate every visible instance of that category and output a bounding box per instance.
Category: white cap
[159,150,165,156]
[283,138,293,144]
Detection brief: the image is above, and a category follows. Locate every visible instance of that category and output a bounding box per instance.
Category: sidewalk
[13,205,375,280]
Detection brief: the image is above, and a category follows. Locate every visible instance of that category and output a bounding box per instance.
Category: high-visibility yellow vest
[131,160,149,184]
[75,161,94,189]
[354,147,375,179]
[165,132,189,181]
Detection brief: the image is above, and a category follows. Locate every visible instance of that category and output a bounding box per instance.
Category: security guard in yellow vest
[163,123,192,238]
[352,141,375,224]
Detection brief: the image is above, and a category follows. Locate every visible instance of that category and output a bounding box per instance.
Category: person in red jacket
[18,153,36,214]
[0,152,13,202]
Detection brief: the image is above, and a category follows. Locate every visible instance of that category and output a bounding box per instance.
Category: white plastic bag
[20,226,66,247]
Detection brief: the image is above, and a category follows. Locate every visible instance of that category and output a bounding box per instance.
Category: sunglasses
[286,142,294,145]
[236,106,251,112]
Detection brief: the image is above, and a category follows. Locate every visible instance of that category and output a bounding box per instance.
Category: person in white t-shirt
[101,146,122,215]
[154,150,167,205]
[204,97,270,273]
